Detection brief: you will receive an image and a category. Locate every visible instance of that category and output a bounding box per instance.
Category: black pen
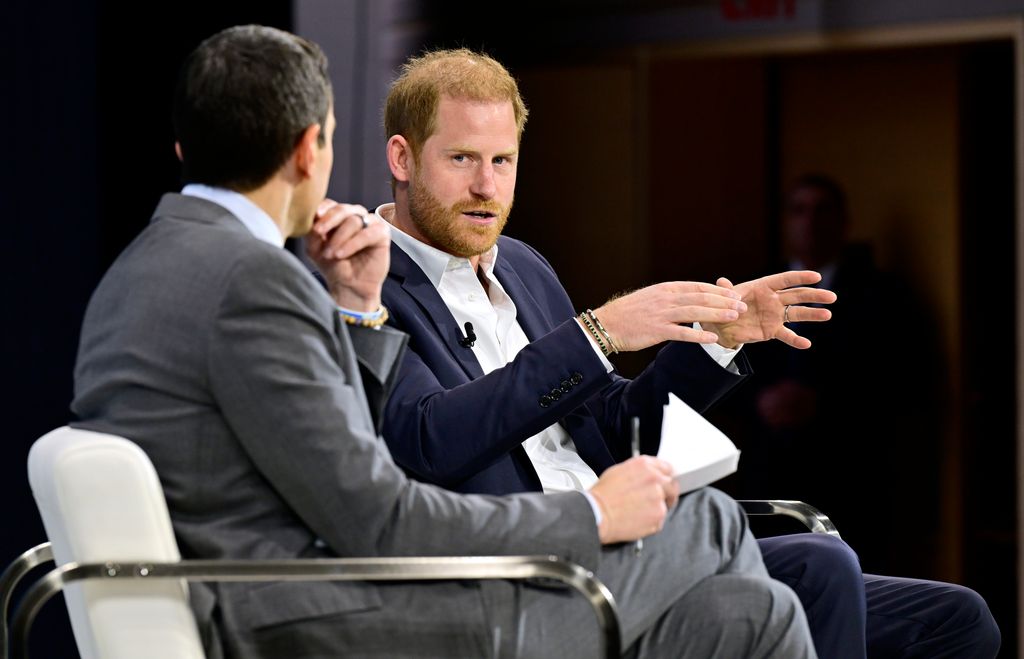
[632,416,643,556]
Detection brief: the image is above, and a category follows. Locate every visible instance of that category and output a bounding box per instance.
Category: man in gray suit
[72,25,815,658]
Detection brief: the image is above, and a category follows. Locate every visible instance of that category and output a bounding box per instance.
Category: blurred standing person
[726,174,941,574]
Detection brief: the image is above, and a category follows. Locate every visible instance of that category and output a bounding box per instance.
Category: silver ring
[783,305,792,324]
[359,214,370,230]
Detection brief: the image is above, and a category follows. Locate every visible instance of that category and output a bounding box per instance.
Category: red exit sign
[721,0,797,20]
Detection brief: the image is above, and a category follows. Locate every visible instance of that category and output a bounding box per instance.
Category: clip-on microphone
[458,322,477,348]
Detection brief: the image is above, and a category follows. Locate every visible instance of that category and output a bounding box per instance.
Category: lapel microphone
[458,322,476,348]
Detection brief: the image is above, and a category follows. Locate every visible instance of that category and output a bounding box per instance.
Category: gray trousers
[239,488,815,658]
[487,487,817,659]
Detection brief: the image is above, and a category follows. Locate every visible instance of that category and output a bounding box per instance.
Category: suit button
[570,372,583,385]
[560,379,572,393]
[549,388,562,401]
[539,394,552,408]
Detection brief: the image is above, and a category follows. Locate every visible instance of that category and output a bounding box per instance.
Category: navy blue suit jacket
[381,236,751,495]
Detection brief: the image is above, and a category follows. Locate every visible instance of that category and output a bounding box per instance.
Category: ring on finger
[783,305,792,324]
[359,214,370,230]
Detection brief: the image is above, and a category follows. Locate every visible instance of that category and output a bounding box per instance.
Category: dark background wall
[6,0,1022,655]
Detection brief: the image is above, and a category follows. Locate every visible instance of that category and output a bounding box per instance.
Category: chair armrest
[1,543,53,659]
[10,555,620,659]
[737,500,842,539]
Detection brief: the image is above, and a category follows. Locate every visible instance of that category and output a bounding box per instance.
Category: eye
[452,154,469,164]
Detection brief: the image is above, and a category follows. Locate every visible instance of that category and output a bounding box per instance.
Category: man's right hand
[589,456,680,544]
[306,200,391,312]
[591,282,748,352]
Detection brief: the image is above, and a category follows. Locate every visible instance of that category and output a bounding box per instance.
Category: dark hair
[173,25,332,191]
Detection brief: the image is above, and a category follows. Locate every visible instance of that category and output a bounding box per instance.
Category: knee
[690,487,748,527]
[945,585,1001,657]
[802,535,861,583]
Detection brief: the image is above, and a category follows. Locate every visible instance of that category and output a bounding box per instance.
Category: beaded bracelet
[578,311,611,357]
[339,305,389,329]
[585,309,620,354]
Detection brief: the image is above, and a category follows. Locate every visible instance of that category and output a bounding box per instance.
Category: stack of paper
[657,393,741,493]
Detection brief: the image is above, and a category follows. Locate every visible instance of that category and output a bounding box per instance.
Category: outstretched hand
[306,200,391,312]
[700,271,836,349]
[591,281,748,352]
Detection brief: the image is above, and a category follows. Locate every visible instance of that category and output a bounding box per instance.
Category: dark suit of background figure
[716,178,941,575]
[380,232,997,659]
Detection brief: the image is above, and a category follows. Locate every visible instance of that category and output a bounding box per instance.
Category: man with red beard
[311,49,999,658]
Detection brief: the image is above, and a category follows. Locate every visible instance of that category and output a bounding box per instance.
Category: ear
[174,142,183,162]
[387,135,414,183]
[294,123,323,179]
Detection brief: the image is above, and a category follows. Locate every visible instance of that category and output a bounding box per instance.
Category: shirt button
[570,372,583,385]
[539,394,552,408]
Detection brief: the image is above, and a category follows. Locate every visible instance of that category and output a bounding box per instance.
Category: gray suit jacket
[72,194,599,657]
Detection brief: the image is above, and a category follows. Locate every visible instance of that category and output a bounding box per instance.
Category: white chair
[6,427,620,659]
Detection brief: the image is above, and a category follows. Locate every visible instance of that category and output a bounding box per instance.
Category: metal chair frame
[3,552,618,659]
[2,498,838,659]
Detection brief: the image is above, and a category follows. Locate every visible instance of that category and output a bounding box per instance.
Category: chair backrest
[27,426,205,659]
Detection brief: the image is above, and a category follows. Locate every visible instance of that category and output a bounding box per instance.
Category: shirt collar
[182,183,285,248]
[376,202,500,289]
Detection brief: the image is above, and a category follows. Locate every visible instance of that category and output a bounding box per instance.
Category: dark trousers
[758,534,1001,658]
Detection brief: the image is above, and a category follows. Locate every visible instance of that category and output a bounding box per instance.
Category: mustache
[450,199,507,215]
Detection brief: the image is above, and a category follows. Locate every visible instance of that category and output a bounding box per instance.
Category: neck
[244,182,294,241]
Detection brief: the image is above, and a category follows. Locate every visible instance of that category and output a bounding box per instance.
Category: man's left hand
[701,270,836,349]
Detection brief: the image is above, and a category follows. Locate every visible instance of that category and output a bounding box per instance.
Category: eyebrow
[444,146,519,157]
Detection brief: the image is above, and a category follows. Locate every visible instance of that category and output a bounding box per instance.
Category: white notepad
[657,393,740,493]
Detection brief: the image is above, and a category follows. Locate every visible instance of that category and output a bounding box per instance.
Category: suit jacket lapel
[388,244,484,379]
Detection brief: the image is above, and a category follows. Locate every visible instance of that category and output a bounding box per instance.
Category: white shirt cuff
[582,491,603,526]
[694,322,742,374]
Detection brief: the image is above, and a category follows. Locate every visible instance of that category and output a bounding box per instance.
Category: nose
[469,162,496,199]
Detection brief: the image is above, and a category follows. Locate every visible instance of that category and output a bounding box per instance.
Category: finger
[774,326,812,350]
[322,214,371,258]
[760,270,822,291]
[330,220,390,259]
[777,287,838,306]
[673,306,741,324]
[716,276,734,289]
[664,478,681,507]
[667,281,743,300]
[650,458,675,476]
[312,203,369,240]
[781,305,832,323]
[668,325,719,344]
[672,292,748,312]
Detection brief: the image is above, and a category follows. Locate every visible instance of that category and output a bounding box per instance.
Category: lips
[462,210,497,225]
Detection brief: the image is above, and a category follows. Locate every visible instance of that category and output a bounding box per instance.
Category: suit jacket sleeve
[206,250,600,567]
[382,238,751,486]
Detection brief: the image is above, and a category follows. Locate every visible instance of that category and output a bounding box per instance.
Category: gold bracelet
[578,311,610,357]
[339,305,389,329]
[585,309,619,354]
